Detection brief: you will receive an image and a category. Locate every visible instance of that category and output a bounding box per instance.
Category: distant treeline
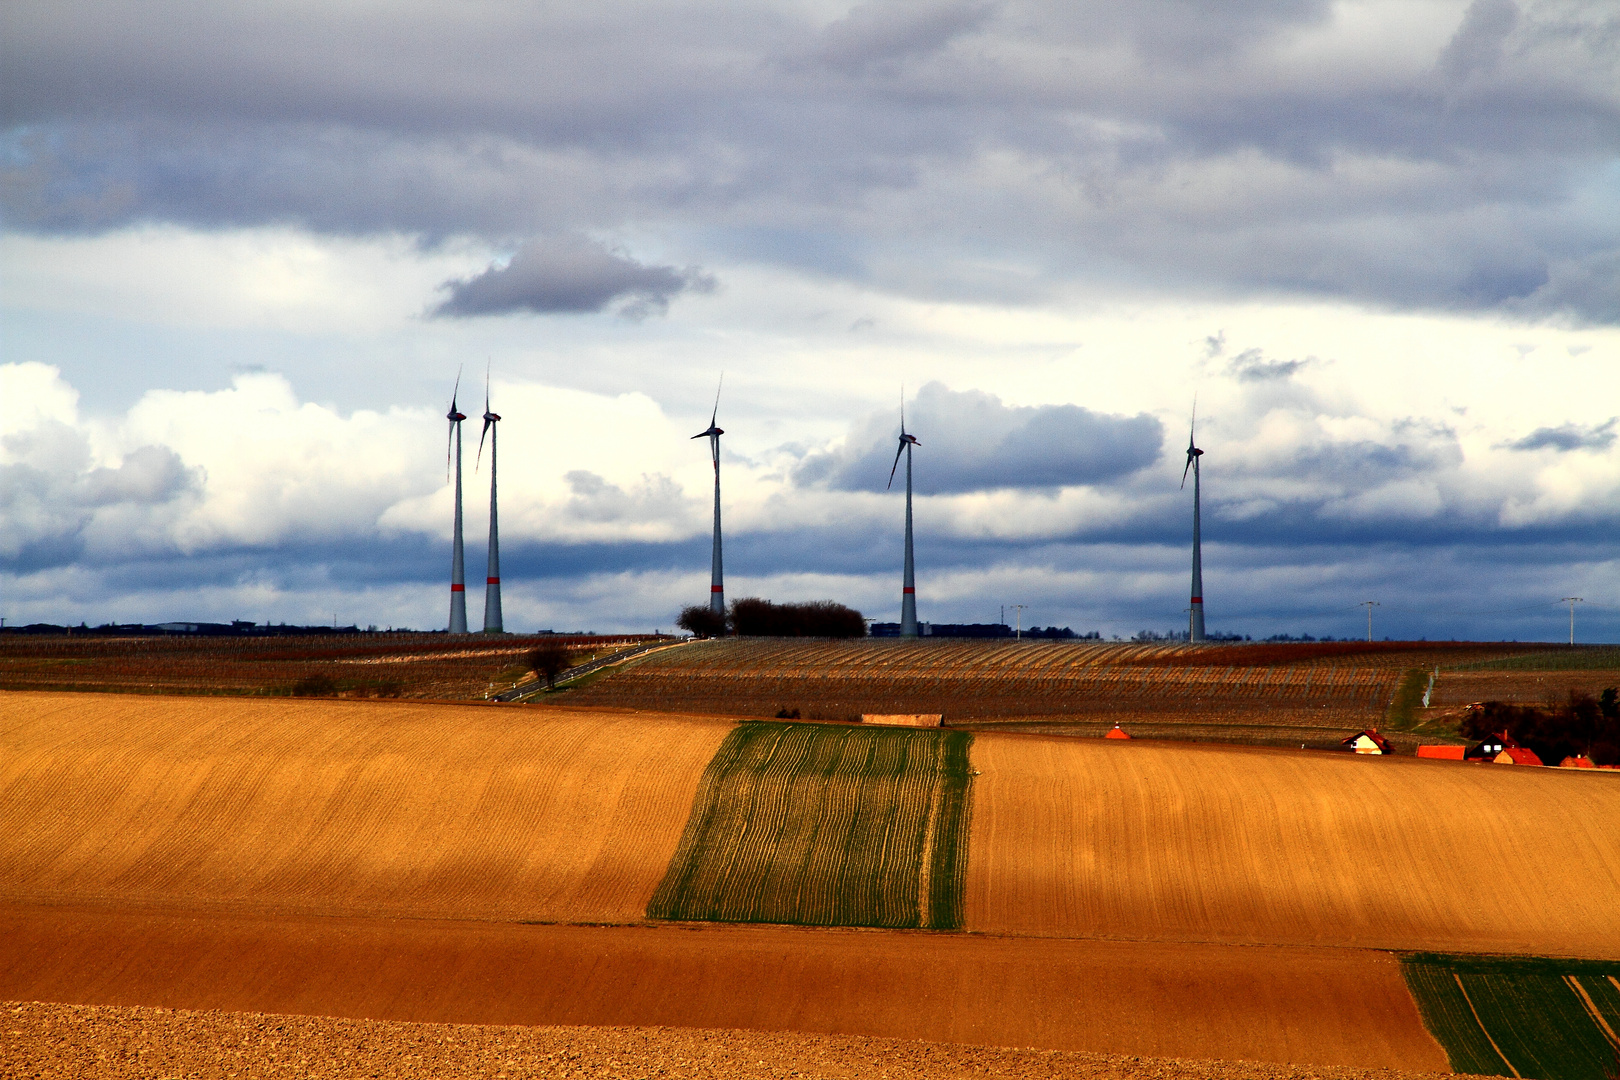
[1,621,366,637]
[678,598,866,638]
[1464,689,1620,766]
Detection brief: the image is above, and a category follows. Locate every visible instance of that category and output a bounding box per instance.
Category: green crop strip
[1452,649,1620,672]
[648,721,973,930]
[1401,954,1620,1080]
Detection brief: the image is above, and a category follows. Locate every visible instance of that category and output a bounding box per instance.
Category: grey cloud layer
[4,0,1618,321]
[796,382,1164,493]
[432,236,714,317]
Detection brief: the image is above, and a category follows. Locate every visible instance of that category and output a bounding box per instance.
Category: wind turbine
[1182,403,1206,643]
[446,373,468,634]
[477,371,503,634]
[691,377,726,616]
[888,393,921,637]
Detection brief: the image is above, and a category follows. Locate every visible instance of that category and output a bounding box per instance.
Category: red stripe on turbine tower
[1191,596,1202,603]
[451,584,465,592]
[711,585,723,592]
[487,577,499,585]
[903,587,915,594]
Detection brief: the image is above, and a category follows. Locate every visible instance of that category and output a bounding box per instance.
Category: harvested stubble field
[4,690,1617,1073]
[0,632,656,700]
[649,722,972,929]
[556,639,1540,738]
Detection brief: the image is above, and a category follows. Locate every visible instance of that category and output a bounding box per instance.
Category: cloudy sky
[3,0,1618,641]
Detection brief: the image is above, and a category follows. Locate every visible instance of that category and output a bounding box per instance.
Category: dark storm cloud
[3,0,1620,321]
[432,236,715,318]
[796,382,1163,493]
[1507,418,1618,452]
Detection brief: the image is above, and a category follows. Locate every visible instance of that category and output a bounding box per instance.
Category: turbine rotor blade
[711,374,723,427]
[477,418,492,468]
[887,438,906,489]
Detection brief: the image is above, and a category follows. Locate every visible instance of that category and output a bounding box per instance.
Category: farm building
[1340,730,1392,755]
[1493,747,1543,766]
[1416,745,1466,760]
[1465,732,1514,760]
[1105,724,1132,740]
[1560,755,1596,769]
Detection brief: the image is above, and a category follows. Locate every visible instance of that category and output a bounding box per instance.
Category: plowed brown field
[559,639,1529,731]
[965,734,1620,956]
[0,691,728,922]
[0,906,1448,1070]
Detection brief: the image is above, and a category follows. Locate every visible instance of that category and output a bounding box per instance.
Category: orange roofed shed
[1494,747,1544,766]
[1104,724,1132,740]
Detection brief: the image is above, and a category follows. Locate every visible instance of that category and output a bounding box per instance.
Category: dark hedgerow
[677,605,727,638]
[728,598,865,638]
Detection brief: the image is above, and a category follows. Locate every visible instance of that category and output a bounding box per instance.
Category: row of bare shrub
[677,598,866,639]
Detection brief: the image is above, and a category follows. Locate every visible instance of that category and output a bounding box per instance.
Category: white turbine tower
[691,378,725,616]
[446,375,468,634]
[888,395,921,638]
[478,374,503,634]
[1182,405,1206,643]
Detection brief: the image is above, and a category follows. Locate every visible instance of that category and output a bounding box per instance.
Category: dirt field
[3,1001,1478,1080]
[0,632,655,699]
[0,691,728,922]
[556,639,1533,731]
[0,907,1449,1070]
[964,733,1620,957]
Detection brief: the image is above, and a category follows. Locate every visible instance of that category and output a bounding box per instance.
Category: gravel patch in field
[2,1001,1471,1080]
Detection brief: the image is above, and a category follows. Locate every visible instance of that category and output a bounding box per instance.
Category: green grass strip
[648,721,973,930]
[1452,649,1620,671]
[1402,955,1620,1080]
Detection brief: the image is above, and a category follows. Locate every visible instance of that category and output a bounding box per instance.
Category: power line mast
[1360,600,1380,642]
[1007,604,1027,640]
[1561,597,1584,645]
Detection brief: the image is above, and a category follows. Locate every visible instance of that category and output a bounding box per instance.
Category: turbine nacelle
[691,424,724,439]
[888,432,920,489]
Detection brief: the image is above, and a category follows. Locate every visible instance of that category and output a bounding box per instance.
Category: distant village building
[1494,747,1544,766]
[1105,724,1132,740]
[1340,730,1392,755]
[1560,755,1596,769]
[1416,745,1466,760]
[1466,732,1514,760]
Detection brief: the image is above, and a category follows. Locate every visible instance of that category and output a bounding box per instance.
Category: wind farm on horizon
[436,377,1220,642]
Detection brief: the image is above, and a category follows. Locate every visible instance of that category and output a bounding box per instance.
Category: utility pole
[1562,597,1584,645]
[1360,600,1380,643]
[1008,604,1027,640]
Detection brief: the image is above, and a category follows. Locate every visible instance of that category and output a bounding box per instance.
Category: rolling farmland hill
[5,689,1619,1072]
[0,691,727,922]
[557,638,1556,747]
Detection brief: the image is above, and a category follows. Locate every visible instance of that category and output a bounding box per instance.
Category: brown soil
[558,639,1533,727]
[0,907,1448,1071]
[0,692,729,922]
[965,732,1620,957]
[0,633,654,700]
[3,1000,1474,1080]
[1430,669,1619,708]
